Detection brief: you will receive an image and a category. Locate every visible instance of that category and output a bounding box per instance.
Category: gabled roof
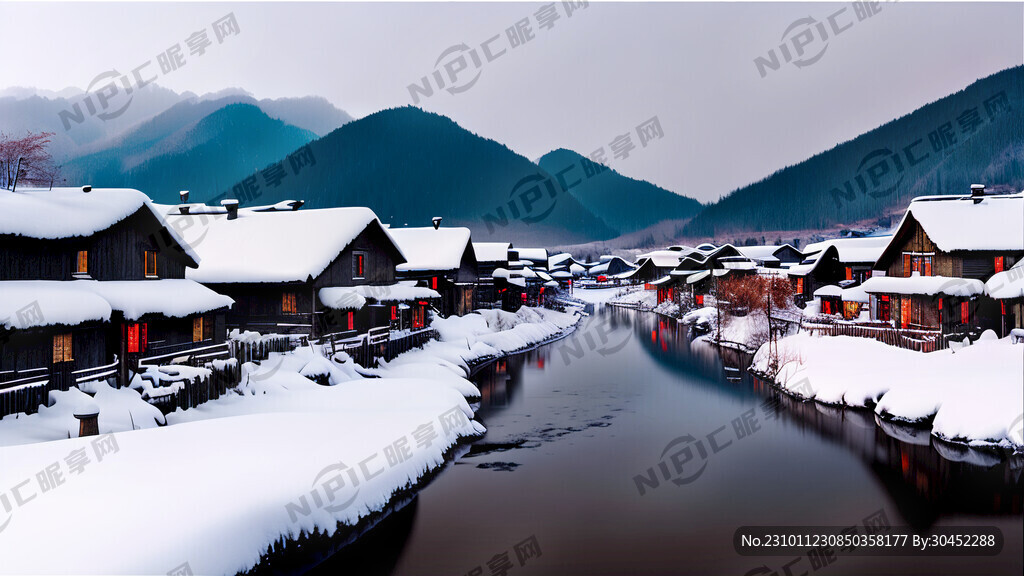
[389,226,474,272]
[514,248,549,264]
[802,236,889,265]
[736,244,802,262]
[876,192,1024,268]
[168,207,400,283]
[472,242,511,264]
[786,245,838,277]
[0,187,200,265]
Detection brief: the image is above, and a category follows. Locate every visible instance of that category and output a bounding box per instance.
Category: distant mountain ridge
[213,106,624,245]
[0,85,353,160]
[538,148,702,236]
[61,103,317,200]
[681,66,1024,239]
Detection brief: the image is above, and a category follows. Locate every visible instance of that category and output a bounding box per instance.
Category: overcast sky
[2,1,1021,203]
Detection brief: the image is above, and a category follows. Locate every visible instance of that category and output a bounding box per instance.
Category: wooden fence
[0,358,120,419]
[802,321,949,352]
[318,326,436,367]
[145,359,242,415]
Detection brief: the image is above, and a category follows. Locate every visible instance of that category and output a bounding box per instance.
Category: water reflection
[312,306,1021,575]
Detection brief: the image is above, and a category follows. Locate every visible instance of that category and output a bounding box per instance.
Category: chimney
[970,184,985,197]
[179,190,189,204]
[432,216,442,230]
[221,199,239,220]
[178,205,191,215]
[82,185,92,193]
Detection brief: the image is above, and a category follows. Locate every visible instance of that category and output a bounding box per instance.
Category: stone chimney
[222,199,239,220]
[179,190,189,203]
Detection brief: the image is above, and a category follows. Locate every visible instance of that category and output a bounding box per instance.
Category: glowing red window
[390,306,397,321]
[994,257,1004,273]
[961,301,969,325]
[347,311,354,331]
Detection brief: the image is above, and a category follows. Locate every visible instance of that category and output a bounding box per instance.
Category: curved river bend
[317,305,1023,576]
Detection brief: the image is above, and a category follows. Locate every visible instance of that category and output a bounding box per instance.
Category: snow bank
[0,378,483,575]
[0,381,164,447]
[751,332,1024,450]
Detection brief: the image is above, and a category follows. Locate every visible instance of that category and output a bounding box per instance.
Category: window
[76,250,88,274]
[412,305,425,329]
[52,333,73,363]
[192,317,213,342]
[845,267,853,281]
[353,252,366,279]
[902,254,912,277]
[875,295,891,322]
[390,305,397,321]
[347,311,354,331]
[431,276,438,290]
[923,257,932,277]
[144,250,158,277]
[900,298,911,329]
[126,319,148,352]
[995,256,1005,273]
[822,300,832,315]
[961,301,970,325]
[282,292,298,314]
[796,277,804,294]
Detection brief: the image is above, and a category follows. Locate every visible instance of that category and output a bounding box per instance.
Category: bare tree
[0,131,60,190]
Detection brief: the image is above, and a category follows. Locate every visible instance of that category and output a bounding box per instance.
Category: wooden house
[861,188,1023,335]
[588,256,636,280]
[737,244,804,269]
[473,242,512,309]
[168,206,417,338]
[668,245,754,307]
[388,225,479,317]
[0,187,233,392]
[786,245,846,307]
[802,236,889,283]
[985,260,1024,336]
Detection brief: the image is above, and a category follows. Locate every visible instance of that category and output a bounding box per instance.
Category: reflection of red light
[901,453,910,474]
[537,358,545,368]
[651,330,657,343]
[661,339,667,351]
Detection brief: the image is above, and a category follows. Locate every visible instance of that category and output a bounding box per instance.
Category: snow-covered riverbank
[750,332,1024,451]
[0,305,582,575]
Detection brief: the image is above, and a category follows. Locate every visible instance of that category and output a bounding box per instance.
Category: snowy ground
[0,306,581,575]
[750,331,1024,451]
[570,286,630,304]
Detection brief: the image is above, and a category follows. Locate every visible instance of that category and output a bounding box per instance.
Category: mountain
[214,107,620,244]
[538,148,702,235]
[61,103,317,200]
[0,86,353,160]
[257,96,354,137]
[681,66,1024,239]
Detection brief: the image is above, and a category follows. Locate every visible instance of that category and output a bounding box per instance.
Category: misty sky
[2,2,1021,203]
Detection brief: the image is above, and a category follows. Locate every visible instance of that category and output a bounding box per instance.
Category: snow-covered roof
[389,227,473,272]
[548,252,574,267]
[802,236,889,264]
[79,280,234,321]
[898,193,1024,253]
[985,260,1024,300]
[842,285,869,303]
[472,242,511,264]
[1,187,200,265]
[859,274,984,297]
[319,282,441,310]
[569,263,587,275]
[168,208,392,283]
[0,281,112,330]
[813,285,843,297]
[515,248,548,263]
[635,250,684,268]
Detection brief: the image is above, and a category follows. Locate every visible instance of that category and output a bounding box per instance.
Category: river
[316,305,1023,575]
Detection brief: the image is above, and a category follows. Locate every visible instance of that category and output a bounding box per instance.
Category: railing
[0,358,121,419]
[228,335,294,364]
[139,341,231,367]
[802,321,949,352]
[74,358,119,385]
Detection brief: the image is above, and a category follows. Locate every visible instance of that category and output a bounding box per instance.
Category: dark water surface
[319,306,1023,575]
